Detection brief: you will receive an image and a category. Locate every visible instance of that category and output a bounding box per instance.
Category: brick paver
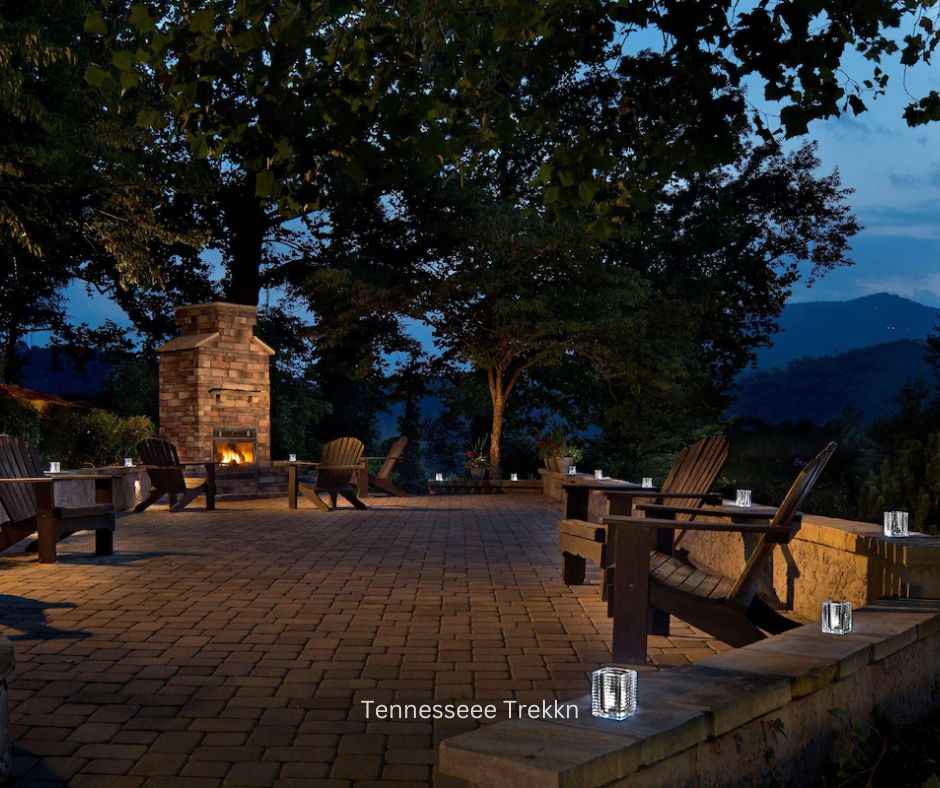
[0,494,729,785]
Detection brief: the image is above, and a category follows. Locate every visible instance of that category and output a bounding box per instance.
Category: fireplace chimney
[157,303,274,464]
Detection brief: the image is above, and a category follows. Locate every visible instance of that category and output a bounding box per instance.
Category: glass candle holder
[288,453,297,462]
[641,477,653,488]
[48,461,61,474]
[821,600,853,635]
[435,473,444,482]
[594,469,604,480]
[123,457,134,468]
[735,489,752,507]
[883,511,909,537]
[510,473,518,482]
[567,465,577,475]
[591,667,637,720]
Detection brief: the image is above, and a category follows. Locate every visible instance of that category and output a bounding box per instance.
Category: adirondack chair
[559,435,729,588]
[135,437,216,513]
[288,437,368,512]
[363,436,409,497]
[592,441,837,662]
[0,435,115,564]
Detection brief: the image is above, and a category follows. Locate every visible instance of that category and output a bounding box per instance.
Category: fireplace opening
[213,428,257,466]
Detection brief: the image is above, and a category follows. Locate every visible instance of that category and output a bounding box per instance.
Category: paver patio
[0,494,729,787]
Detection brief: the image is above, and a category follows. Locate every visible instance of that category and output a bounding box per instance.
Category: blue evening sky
[51,34,940,350]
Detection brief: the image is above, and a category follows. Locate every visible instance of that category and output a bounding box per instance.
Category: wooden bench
[0,436,116,563]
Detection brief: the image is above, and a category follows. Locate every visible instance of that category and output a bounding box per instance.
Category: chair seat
[649,551,735,602]
[54,504,115,519]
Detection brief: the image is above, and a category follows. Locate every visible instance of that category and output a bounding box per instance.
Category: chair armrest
[178,461,218,467]
[0,477,52,484]
[606,491,723,503]
[316,464,365,471]
[360,456,387,461]
[52,474,122,481]
[637,502,777,520]
[602,514,790,535]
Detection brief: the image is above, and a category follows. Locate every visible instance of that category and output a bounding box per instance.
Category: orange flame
[216,443,254,465]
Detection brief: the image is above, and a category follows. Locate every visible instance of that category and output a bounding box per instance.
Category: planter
[470,468,487,481]
[556,456,575,475]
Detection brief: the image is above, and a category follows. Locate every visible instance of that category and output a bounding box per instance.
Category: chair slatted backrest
[728,441,838,605]
[659,435,729,519]
[376,436,408,481]
[317,437,364,489]
[138,437,187,494]
[0,435,43,524]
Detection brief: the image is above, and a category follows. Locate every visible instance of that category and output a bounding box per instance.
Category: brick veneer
[157,303,274,463]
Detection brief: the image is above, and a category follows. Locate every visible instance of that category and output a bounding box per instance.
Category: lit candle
[288,453,297,462]
[510,473,518,482]
[567,465,577,475]
[591,667,637,720]
[123,458,134,468]
[883,511,909,537]
[48,461,60,474]
[594,469,603,480]
[641,477,653,488]
[435,473,444,482]
[821,600,852,635]
[735,489,752,507]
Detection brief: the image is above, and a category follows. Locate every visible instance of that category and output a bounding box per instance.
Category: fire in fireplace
[213,428,257,466]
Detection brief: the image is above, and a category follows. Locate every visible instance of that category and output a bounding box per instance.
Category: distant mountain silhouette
[21,347,111,396]
[730,339,931,424]
[756,293,937,370]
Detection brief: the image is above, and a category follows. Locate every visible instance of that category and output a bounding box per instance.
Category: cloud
[855,274,940,304]
[856,199,940,240]
[888,163,940,190]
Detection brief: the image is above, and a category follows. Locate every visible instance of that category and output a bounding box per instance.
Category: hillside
[730,339,930,424]
[756,293,937,370]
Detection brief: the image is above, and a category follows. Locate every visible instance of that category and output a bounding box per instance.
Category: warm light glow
[216,442,255,465]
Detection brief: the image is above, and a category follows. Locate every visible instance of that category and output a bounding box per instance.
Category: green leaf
[129,5,155,33]
[84,64,110,88]
[538,163,553,183]
[578,180,599,203]
[135,108,166,129]
[558,170,575,187]
[111,50,135,71]
[189,8,215,33]
[254,170,276,197]
[543,185,560,204]
[84,11,107,35]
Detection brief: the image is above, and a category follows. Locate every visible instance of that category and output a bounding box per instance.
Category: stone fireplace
[157,303,274,465]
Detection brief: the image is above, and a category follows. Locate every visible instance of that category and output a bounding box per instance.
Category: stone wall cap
[156,332,219,353]
[175,302,259,314]
[251,336,275,356]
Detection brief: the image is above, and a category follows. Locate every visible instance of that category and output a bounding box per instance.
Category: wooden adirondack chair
[363,436,409,497]
[593,441,837,662]
[135,438,216,513]
[288,437,368,512]
[559,435,729,588]
[0,435,115,563]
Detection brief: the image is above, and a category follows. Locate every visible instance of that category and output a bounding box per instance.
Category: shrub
[0,398,40,445]
[859,432,940,534]
[37,407,154,467]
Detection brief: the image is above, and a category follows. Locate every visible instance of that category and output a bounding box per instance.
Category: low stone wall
[50,467,150,513]
[439,599,940,787]
[429,479,543,495]
[680,513,940,621]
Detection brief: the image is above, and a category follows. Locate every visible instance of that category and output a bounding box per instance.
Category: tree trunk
[221,174,268,306]
[490,391,505,480]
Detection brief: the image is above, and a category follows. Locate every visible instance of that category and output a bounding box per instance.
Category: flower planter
[556,456,575,475]
[470,468,487,481]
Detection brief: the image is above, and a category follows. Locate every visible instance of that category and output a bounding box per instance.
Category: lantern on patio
[288,453,297,462]
[48,461,61,474]
[883,511,909,537]
[510,473,518,482]
[592,667,637,720]
[735,489,752,507]
[567,465,577,475]
[821,600,852,635]
[123,457,134,468]
[641,477,653,488]
[435,473,444,482]
[594,469,604,480]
